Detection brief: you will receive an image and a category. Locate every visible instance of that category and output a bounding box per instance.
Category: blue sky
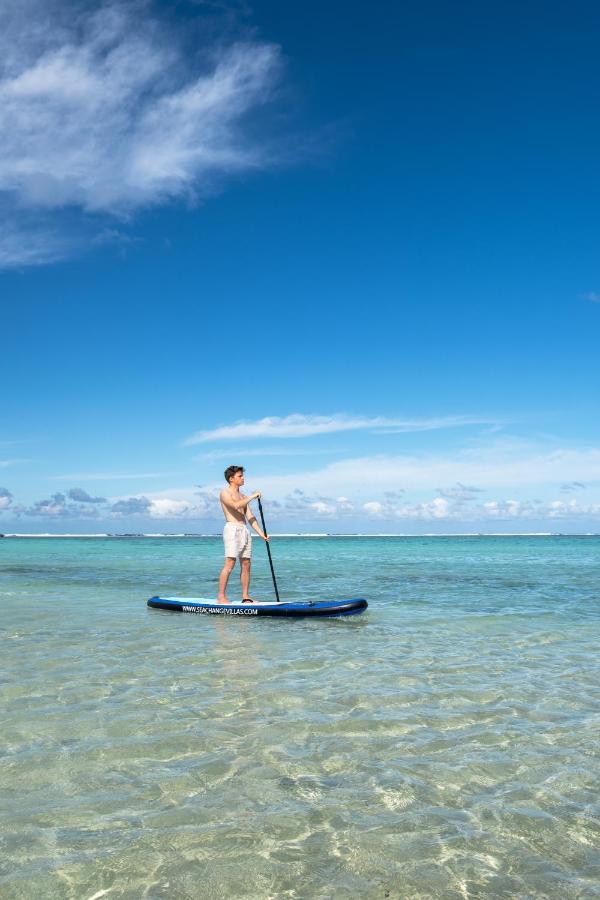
[1,0,599,533]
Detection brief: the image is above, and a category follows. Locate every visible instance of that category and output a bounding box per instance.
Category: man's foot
[217,597,229,604]
[242,598,255,603]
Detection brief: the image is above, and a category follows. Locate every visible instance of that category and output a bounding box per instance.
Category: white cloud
[104,438,600,524]
[184,412,497,444]
[0,0,281,267]
[7,437,600,526]
[7,481,600,526]
[107,485,222,519]
[362,496,452,520]
[309,500,337,516]
[545,499,597,518]
[479,498,600,521]
[483,499,525,518]
[249,445,600,497]
[358,495,600,523]
[147,498,193,518]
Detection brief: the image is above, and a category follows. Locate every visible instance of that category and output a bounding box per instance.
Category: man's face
[231,471,245,487]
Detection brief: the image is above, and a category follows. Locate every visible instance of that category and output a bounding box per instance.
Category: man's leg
[240,557,251,600]
[217,557,236,602]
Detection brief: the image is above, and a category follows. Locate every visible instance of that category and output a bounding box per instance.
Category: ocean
[1,535,599,898]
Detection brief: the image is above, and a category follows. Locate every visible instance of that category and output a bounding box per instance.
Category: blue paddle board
[147,596,368,618]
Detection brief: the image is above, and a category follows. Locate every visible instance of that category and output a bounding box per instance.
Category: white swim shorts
[223,522,252,559]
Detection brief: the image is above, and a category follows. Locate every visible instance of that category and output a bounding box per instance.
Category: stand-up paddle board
[147,596,368,618]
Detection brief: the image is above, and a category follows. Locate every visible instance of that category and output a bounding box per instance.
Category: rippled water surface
[1,535,599,898]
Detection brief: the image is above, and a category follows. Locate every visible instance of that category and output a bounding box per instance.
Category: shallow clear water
[1,535,599,898]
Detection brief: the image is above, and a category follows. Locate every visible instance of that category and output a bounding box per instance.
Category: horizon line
[2,532,599,538]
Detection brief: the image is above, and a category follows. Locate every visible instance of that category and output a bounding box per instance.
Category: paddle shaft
[257,497,280,602]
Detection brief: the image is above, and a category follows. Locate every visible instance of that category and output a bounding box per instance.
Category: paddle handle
[257,497,280,602]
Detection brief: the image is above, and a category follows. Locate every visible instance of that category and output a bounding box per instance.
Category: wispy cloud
[560,480,586,493]
[0,0,281,267]
[67,487,106,504]
[251,446,600,496]
[583,292,600,304]
[195,446,349,461]
[0,487,13,510]
[183,413,498,444]
[436,482,485,502]
[50,471,179,481]
[0,221,71,268]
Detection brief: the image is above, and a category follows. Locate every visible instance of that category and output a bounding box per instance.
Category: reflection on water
[0,536,599,898]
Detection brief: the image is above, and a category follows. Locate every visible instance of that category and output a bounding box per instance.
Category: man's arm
[220,489,261,513]
[247,510,269,541]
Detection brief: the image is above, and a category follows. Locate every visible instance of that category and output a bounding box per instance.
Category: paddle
[257,496,281,602]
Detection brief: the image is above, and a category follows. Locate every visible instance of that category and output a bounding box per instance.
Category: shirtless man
[217,465,268,603]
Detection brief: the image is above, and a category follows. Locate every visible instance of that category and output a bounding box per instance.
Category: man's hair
[224,465,244,483]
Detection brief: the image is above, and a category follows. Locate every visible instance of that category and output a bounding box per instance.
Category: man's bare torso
[220,489,247,525]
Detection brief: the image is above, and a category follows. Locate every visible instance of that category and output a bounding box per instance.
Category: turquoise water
[1,535,599,898]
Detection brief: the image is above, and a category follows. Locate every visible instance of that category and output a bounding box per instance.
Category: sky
[1,0,599,534]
